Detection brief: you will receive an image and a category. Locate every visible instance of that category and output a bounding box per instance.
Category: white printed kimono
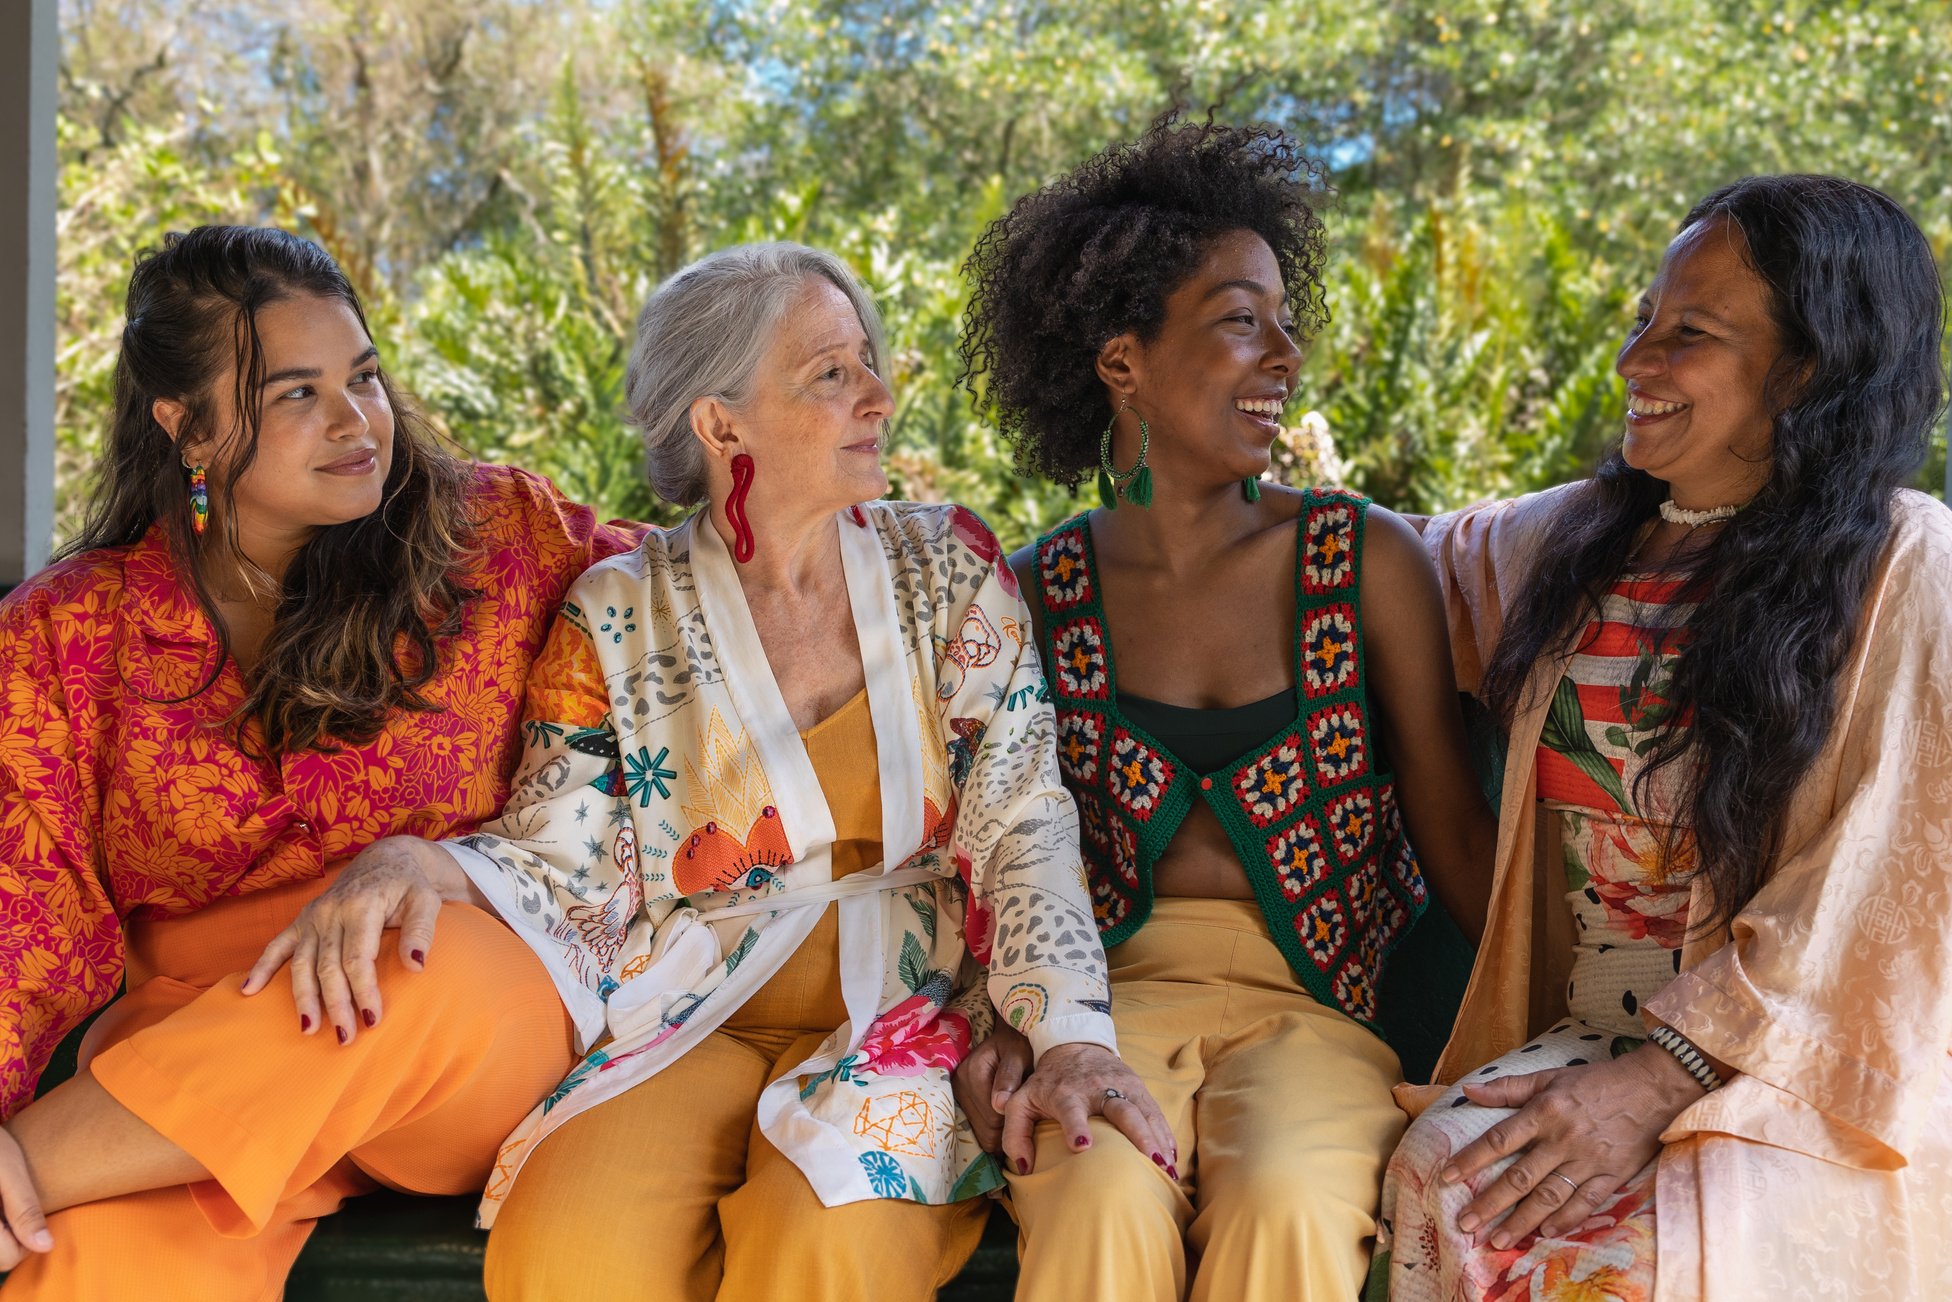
[448,501,1115,1225]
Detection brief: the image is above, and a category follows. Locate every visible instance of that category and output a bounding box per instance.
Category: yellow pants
[483,904,989,1302]
[1,869,578,1302]
[1006,897,1406,1302]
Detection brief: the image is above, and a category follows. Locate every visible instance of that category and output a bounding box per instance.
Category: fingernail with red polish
[1168,1164,1180,1180]
[337,1027,349,1045]
[1073,1135,1089,1148]
[299,1015,312,1033]
[411,950,425,965]
[1015,1158,1028,1175]
[362,1009,376,1028]
[1151,1152,1165,1166]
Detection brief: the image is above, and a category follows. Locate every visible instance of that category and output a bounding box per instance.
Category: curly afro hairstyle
[959,116,1333,488]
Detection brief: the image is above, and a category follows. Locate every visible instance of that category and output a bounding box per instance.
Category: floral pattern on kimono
[450,501,1114,1222]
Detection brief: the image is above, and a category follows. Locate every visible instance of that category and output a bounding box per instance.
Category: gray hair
[626,242,889,506]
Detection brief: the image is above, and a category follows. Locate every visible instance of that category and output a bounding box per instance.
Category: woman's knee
[1011,1120,1183,1237]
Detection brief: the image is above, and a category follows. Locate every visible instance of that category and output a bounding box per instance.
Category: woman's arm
[937,512,1172,1172]
[247,600,639,1050]
[1360,506,1498,942]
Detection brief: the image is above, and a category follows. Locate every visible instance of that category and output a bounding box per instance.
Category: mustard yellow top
[801,686,882,880]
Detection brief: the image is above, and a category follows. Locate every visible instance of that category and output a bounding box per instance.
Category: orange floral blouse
[0,464,643,1119]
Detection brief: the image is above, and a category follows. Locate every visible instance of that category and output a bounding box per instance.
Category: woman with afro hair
[952,116,1498,1300]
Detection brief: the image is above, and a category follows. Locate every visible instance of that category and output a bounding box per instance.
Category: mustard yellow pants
[1006,898,1406,1302]
[483,905,989,1302]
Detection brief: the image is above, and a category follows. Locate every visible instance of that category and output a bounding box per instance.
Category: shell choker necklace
[1658,499,1745,528]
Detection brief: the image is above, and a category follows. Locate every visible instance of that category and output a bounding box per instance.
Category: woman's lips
[317,449,378,476]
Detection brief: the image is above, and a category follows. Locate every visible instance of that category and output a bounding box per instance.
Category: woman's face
[171,293,396,554]
[729,277,892,512]
[1615,218,1785,505]
[1114,229,1303,483]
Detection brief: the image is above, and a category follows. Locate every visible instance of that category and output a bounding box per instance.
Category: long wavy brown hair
[58,226,478,755]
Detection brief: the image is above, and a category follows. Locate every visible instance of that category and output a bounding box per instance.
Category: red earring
[727,453,757,563]
[849,505,867,527]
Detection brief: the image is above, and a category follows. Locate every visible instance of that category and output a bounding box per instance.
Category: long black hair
[58,226,476,755]
[1480,175,1946,930]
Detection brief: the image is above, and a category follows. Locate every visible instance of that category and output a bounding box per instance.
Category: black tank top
[1117,688,1295,776]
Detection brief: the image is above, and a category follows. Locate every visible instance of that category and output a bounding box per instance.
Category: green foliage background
[57,0,1952,544]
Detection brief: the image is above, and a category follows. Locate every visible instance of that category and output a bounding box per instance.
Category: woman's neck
[1091,476,1272,576]
[708,501,847,600]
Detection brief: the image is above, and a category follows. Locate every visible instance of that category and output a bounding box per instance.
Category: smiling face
[721,276,892,513]
[168,293,396,560]
[1102,229,1302,485]
[1616,218,1788,507]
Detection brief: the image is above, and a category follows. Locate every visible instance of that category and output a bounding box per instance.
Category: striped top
[1534,570,1697,1038]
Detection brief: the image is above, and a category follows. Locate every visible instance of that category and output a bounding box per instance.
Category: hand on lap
[0,1126,52,1267]
[1444,1044,1710,1249]
[999,1042,1175,1180]
[241,836,448,1045]
[953,1021,1033,1153]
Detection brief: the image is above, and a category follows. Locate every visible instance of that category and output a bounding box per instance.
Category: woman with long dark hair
[1375,175,1952,1299]
[0,225,639,1298]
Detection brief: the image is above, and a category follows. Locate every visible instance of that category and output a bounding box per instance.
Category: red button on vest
[1199,777,1213,790]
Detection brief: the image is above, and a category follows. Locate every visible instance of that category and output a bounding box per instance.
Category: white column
[0,0,57,587]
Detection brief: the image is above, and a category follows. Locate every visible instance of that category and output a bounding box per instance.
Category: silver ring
[1102,1088,1126,1103]
[1550,1171,1580,1194]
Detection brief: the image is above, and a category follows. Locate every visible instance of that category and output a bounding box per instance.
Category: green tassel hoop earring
[1241,476,1262,502]
[1097,403,1153,510]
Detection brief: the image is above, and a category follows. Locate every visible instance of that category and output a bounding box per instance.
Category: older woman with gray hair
[247,242,1168,1301]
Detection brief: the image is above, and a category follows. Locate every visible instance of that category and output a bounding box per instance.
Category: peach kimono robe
[1410,484,1952,1299]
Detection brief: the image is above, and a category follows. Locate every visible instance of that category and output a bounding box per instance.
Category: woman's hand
[241,836,468,1044]
[953,1021,1034,1153]
[1445,1044,1709,1248]
[0,1125,52,1268]
[999,1042,1177,1180]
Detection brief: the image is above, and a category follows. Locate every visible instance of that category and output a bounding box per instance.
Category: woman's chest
[91,614,536,913]
[1094,559,1298,705]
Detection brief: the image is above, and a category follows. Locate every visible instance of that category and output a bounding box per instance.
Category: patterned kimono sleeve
[0,594,125,1119]
[443,602,646,1049]
[936,509,1116,1062]
[1424,484,1582,696]
[1647,499,1952,1167]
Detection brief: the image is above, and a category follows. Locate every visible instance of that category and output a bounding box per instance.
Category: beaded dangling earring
[726,453,757,563]
[188,464,209,536]
[1241,476,1262,502]
[1097,402,1153,510]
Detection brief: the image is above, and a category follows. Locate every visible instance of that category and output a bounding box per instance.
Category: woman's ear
[688,395,741,463]
[153,398,189,448]
[1094,333,1141,406]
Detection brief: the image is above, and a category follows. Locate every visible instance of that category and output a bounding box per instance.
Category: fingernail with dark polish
[411,950,425,965]
[362,1009,376,1028]
[1151,1152,1165,1166]
[1015,1158,1028,1175]
[337,1027,349,1045]
[1168,1164,1180,1180]
[300,1015,312,1033]
[1073,1135,1089,1148]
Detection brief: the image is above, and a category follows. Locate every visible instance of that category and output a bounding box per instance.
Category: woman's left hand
[1446,1045,1708,1248]
[999,1043,1176,1180]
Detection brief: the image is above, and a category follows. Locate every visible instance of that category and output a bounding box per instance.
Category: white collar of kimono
[684,504,926,878]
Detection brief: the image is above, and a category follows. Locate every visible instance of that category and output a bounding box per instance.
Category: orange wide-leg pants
[1,867,577,1302]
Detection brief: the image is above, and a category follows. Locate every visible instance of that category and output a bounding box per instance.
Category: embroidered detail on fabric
[1029,489,1428,1030]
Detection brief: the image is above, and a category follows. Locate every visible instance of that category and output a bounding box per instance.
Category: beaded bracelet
[1648,1025,1725,1093]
